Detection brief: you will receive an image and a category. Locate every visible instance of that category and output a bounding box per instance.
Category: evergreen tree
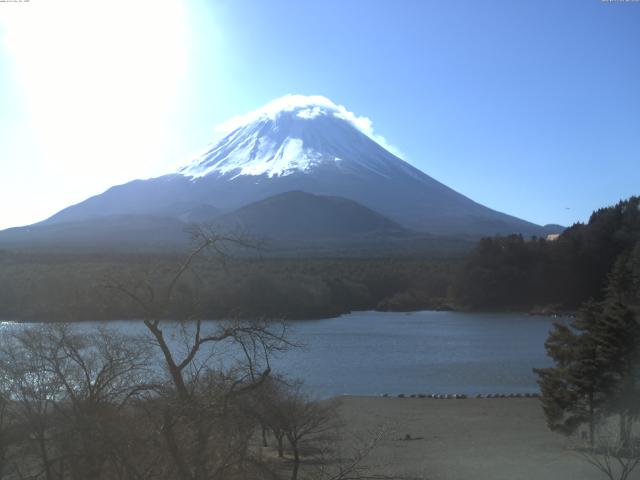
[535,303,612,444]
[535,242,640,446]
[596,247,640,448]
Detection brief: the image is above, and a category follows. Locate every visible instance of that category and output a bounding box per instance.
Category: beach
[337,396,613,480]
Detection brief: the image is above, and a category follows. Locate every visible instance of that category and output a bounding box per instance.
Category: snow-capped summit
[178,94,406,179]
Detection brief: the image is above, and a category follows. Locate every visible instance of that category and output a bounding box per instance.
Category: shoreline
[0,307,575,324]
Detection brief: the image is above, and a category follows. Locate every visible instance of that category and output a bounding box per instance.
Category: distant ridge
[215,191,406,240]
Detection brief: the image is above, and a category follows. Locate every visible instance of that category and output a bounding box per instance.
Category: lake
[0,310,559,398]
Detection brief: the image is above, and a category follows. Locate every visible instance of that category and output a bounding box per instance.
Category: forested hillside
[453,197,640,310]
[0,253,455,321]
[2,197,637,321]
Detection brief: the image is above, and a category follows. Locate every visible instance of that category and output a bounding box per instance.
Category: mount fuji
[0,95,560,252]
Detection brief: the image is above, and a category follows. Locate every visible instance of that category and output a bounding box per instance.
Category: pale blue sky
[0,0,638,230]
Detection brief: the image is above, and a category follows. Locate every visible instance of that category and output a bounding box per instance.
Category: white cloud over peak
[214,94,404,158]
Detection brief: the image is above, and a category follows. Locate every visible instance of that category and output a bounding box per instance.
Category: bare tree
[108,226,294,480]
[0,326,65,480]
[0,324,154,480]
[579,434,640,480]
[241,377,412,480]
[0,373,13,479]
[312,426,400,480]
[248,378,340,480]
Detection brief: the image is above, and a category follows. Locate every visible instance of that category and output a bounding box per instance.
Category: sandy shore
[337,396,616,480]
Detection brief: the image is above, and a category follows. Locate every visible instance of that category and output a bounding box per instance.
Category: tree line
[0,250,455,322]
[453,197,640,311]
[2,197,638,322]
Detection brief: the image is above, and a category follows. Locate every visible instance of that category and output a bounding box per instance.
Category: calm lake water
[1,311,559,398]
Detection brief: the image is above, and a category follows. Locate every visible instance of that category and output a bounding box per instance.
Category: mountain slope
[17,95,560,243]
[0,192,474,256]
[0,215,191,252]
[215,190,406,239]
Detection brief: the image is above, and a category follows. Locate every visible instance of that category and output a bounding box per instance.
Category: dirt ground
[336,396,635,480]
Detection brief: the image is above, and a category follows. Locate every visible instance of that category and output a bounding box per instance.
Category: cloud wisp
[213,94,404,158]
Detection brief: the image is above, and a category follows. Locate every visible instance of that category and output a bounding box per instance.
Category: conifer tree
[535,242,640,446]
[535,304,612,444]
[596,248,640,448]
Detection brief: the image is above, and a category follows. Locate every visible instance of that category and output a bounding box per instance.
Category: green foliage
[534,237,640,445]
[534,303,614,442]
[0,254,457,321]
[454,196,640,310]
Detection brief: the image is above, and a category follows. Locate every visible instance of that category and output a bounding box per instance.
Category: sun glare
[1,0,188,183]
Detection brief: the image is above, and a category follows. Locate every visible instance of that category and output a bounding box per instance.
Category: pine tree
[535,303,612,444]
[535,242,640,446]
[595,249,640,448]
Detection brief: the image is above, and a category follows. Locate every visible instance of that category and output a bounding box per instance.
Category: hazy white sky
[0,0,201,229]
[1,0,639,230]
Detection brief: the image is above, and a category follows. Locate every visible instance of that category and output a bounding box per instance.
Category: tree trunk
[37,429,53,480]
[291,444,300,480]
[619,412,631,450]
[162,409,193,480]
[588,392,595,446]
[144,321,190,400]
[194,415,210,480]
[277,433,284,458]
